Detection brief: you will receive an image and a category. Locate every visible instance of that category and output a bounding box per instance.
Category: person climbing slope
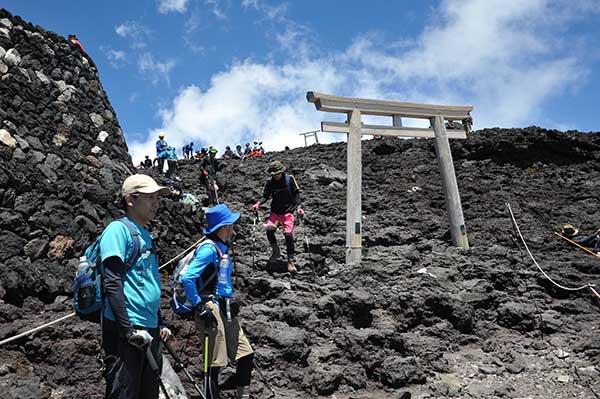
[252,160,303,273]
[180,204,254,399]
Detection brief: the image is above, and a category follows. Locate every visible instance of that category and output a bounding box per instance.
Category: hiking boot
[269,242,281,262]
[287,261,297,273]
[237,386,250,399]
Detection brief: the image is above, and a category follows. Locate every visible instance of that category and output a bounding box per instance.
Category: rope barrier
[506,203,594,292]
[0,236,205,347]
[0,312,76,346]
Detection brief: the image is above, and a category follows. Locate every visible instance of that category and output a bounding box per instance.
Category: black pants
[205,354,254,399]
[166,160,177,178]
[266,226,295,261]
[157,158,165,174]
[102,318,162,399]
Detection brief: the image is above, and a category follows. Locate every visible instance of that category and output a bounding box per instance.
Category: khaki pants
[194,301,253,368]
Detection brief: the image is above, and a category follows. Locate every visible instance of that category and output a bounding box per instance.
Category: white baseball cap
[122,174,170,196]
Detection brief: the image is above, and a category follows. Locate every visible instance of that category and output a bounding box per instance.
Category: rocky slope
[1,7,600,399]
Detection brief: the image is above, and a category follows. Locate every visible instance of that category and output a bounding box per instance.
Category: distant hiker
[182,144,188,160]
[244,143,252,155]
[156,132,168,174]
[223,146,233,159]
[563,224,600,253]
[189,142,194,157]
[252,160,303,273]
[68,34,85,52]
[143,155,152,169]
[463,112,474,133]
[284,146,290,151]
[180,204,253,399]
[100,174,172,399]
[233,144,243,159]
[201,148,221,205]
[165,146,178,178]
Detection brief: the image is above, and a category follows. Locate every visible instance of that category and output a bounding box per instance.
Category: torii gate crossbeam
[307,91,472,265]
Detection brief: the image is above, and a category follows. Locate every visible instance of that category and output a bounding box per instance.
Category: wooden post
[393,115,403,127]
[431,115,469,249]
[346,110,362,264]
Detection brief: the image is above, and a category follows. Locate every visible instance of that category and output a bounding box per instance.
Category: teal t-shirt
[99,219,161,328]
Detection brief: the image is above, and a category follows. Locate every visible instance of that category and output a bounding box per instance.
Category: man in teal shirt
[100,174,171,399]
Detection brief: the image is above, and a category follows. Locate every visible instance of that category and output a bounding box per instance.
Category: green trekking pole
[203,317,211,399]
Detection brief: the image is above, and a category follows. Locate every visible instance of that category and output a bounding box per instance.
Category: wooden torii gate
[306,91,472,264]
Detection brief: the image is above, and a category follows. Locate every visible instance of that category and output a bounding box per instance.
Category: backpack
[269,174,293,198]
[170,239,223,317]
[73,217,142,323]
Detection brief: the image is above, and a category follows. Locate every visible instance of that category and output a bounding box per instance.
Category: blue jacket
[156,139,167,155]
[180,239,233,307]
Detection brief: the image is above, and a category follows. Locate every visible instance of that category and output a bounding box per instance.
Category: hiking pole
[146,345,172,399]
[251,210,258,269]
[298,213,317,282]
[162,338,207,399]
[252,358,277,398]
[203,319,211,399]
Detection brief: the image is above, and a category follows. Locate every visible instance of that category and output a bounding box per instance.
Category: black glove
[126,329,153,349]
[196,303,216,325]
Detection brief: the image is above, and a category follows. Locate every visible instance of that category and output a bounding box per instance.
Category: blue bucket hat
[203,204,240,235]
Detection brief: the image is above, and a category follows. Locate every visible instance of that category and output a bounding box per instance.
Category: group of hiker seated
[562,224,600,253]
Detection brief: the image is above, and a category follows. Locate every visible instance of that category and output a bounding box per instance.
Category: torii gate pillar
[347,110,362,263]
[432,115,469,248]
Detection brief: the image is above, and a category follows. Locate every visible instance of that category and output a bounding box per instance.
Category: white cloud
[205,0,228,20]
[157,0,190,14]
[137,53,176,86]
[115,21,151,48]
[100,46,127,68]
[127,0,596,162]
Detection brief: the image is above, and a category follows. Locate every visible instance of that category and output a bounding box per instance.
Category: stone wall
[0,8,134,305]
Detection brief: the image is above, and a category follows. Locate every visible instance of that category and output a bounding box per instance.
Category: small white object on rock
[0,129,17,148]
[97,131,109,142]
[0,61,7,75]
[0,18,13,29]
[416,267,437,278]
[556,374,570,383]
[90,113,104,128]
[554,349,569,359]
[35,71,50,84]
[91,146,103,155]
[4,48,21,66]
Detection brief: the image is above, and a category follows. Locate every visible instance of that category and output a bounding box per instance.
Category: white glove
[159,326,172,342]
[127,329,153,349]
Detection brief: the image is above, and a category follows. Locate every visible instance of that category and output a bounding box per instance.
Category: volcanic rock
[2,7,600,399]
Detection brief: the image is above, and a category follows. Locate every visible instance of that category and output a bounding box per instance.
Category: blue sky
[3,0,600,163]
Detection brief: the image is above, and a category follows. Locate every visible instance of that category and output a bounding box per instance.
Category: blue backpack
[170,239,223,317]
[73,217,142,323]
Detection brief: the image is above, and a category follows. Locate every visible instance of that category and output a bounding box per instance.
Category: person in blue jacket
[180,204,253,399]
[100,174,172,399]
[155,132,168,174]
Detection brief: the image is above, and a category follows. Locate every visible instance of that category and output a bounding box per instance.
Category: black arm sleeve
[103,256,133,333]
